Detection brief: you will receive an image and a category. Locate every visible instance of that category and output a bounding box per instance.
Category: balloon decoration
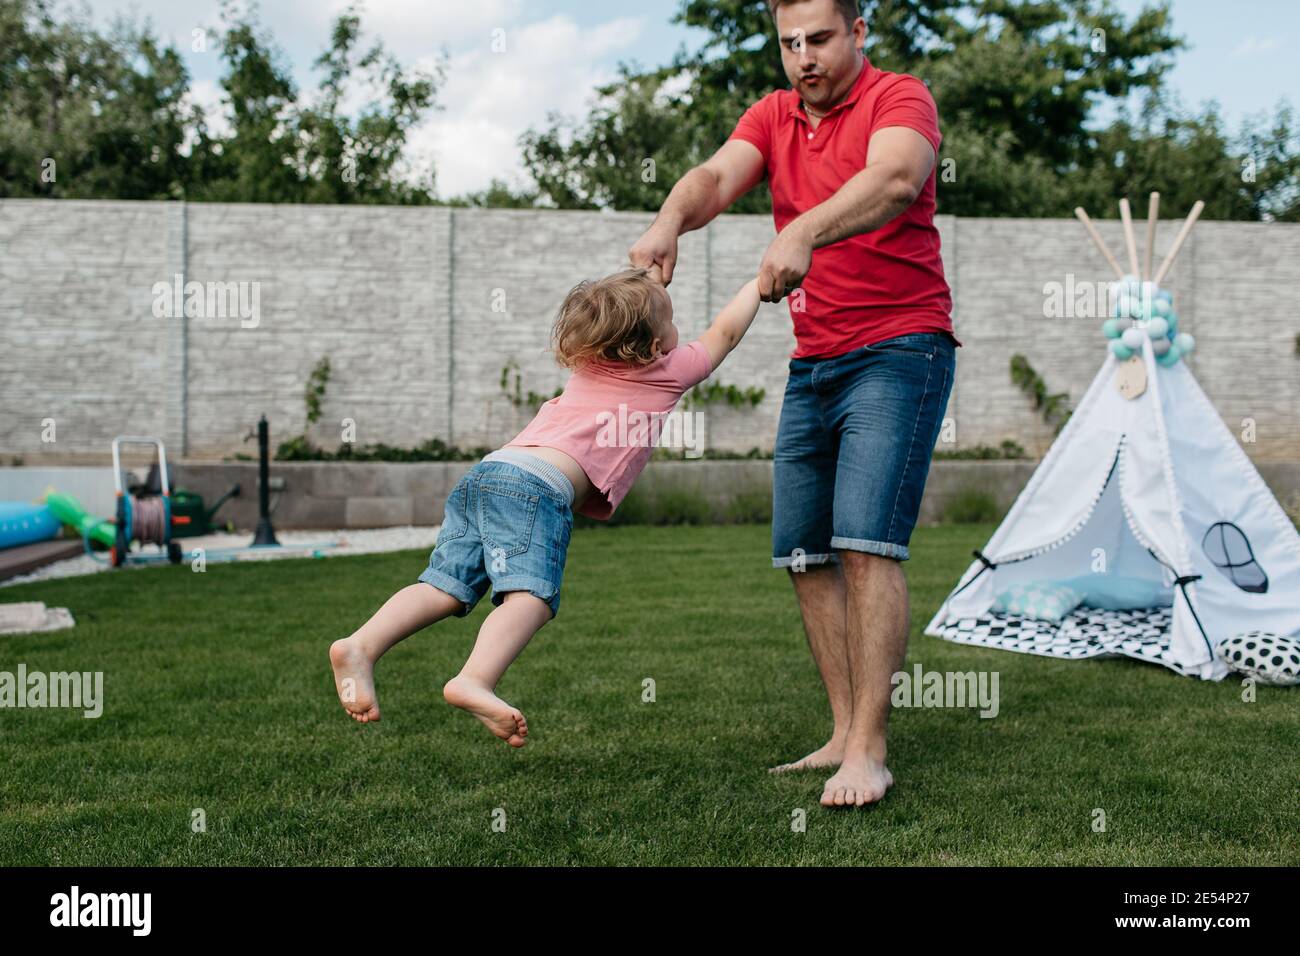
[1101,275,1196,367]
[1077,194,1203,371]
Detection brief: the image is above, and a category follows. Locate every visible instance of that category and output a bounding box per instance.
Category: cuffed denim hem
[830,536,910,561]
[771,551,839,569]
[489,574,561,618]
[417,569,479,616]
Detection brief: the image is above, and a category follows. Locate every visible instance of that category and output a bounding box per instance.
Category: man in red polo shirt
[629,0,956,808]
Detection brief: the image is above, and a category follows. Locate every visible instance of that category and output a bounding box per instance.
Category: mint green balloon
[1102,318,1121,339]
[1110,339,1134,360]
[1157,343,1182,367]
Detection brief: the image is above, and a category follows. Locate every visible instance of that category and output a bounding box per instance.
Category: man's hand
[756,223,813,303]
[629,220,680,285]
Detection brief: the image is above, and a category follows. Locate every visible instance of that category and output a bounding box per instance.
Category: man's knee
[838,549,902,581]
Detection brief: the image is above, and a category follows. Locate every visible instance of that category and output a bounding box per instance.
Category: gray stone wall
[3,199,1298,465]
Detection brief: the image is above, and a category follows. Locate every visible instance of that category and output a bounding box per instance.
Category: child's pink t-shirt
[506,340,714,520]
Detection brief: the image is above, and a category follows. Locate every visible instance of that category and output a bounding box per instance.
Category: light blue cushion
[993,581,1084,623]
[1061,574,1173,610]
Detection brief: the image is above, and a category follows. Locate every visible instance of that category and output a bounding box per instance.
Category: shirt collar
[786,55,874,120]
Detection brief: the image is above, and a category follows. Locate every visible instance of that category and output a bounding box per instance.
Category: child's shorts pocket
[436,478,470,543]
[477,480,540,560]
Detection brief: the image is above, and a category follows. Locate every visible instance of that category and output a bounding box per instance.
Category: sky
[84,0,1300,198]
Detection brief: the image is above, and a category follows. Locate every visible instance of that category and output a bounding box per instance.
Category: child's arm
[696,278,761,370]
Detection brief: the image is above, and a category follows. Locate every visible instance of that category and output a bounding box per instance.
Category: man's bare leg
[329,583,466,723]
[769,562,854,773]
[819,550,907,807]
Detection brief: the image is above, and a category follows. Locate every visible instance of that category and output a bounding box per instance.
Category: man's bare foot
[820,757,893,807]
[330,637,380,723]
[768,739,845,774]
[443,675,528,747]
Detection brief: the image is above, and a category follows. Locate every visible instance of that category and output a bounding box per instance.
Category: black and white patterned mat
[931,606,1200,676]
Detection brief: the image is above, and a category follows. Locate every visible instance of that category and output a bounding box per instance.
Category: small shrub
[649,488,713,526]
[942,488,1000,524]
[725,488,773,524]
[1283,491,1300,530]
[934,440,1026,460]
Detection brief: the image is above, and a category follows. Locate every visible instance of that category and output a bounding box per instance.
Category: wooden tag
[1116,354,1147,400]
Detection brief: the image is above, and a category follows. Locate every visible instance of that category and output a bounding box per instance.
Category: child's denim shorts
[772,332,956,566]
[418,457,574,618]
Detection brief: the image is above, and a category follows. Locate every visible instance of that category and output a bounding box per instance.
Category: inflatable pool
[0,501,61,549]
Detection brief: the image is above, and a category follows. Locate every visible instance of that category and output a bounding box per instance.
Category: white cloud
[86,1,648,197]
[1230,35,1282,57]
[409,15,647,198]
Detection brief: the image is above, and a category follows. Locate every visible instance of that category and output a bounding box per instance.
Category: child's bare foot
[443,675,528,747]
[330,637,380,723]
[819,757,893,807]
[768,739,845,774]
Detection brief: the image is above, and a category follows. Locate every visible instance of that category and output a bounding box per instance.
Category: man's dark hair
[767,0,863,30]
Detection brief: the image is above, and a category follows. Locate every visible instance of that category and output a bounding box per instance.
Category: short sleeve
[665,340,714,392]
[727,96,773,161]
[870,75,941,155]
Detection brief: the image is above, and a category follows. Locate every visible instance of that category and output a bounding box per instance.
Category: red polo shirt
[728,56,955,358]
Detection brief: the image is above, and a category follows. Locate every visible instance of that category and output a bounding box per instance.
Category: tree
[0,0,444,203]
[0,0,197,199]
[190,2,444,204]
[516,0,1297,221]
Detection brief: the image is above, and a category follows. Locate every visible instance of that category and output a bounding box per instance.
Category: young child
[330,266,761,746]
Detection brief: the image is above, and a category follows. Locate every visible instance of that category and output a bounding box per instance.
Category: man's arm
[696,278,762,370]
[756,126,937,302]
[629,140,766,284]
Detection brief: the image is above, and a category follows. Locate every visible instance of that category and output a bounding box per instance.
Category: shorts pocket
[478,480,540,559]
[437,479,470,543]
[860,334,936,360]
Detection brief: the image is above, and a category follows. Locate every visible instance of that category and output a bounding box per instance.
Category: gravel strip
[1,526,441,588]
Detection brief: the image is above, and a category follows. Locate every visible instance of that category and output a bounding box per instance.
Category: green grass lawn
[1,523,1295,866]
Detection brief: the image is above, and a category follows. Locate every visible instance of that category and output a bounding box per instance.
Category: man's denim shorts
[772,331,956,567]
[418,460,573,618]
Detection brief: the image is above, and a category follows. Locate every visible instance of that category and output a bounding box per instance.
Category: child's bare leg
[443,591,552,747]
[330,583,464,723]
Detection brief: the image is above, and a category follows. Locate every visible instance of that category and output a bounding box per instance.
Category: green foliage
[1282,491,1300,531]
[1010,353,1072,433]
[276,437,489,462]
[934,440,1026,460]
[573,482,773,528]
[304,356,331,426]
[725,487,773,524]
[941,488,1001,524]
[683,379,766,409]
[0,0,442,203]
[514,1,1298,220]
[499,361,562,411]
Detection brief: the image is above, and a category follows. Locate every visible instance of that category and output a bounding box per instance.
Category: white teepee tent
[926,196,1300,680]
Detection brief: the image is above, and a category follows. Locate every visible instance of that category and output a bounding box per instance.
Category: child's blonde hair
[551,267,666,369]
